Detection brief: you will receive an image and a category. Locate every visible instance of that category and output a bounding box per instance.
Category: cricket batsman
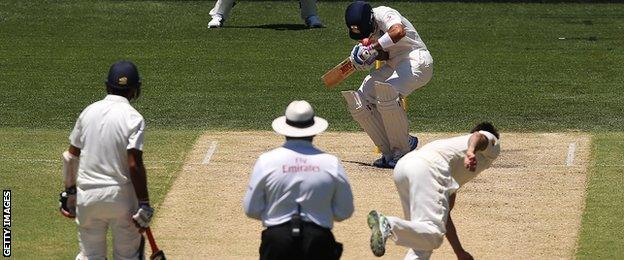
[58,61,154,259]
[342,1,433,168]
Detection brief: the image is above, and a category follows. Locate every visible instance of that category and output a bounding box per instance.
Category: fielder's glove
[132,202,154,230]
[59,186,76,218]
[350,44,378,71]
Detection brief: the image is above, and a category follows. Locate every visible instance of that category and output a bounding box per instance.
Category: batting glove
[132,202,154,230]
[350,44,377,71]
[59,186,77,218]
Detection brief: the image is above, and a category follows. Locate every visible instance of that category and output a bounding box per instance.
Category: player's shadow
[342,160,378,168]
[228,23,313,31]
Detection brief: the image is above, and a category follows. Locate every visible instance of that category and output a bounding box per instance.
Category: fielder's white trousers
[388,154,456,260]
[358,49,433,104]
[209,0,318,21]
[75,185,142,260]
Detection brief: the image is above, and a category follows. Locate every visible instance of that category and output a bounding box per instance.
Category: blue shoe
[368,210,392,257]
[372,156,397,169]
[305,15,323,28]
[408,135,419,152]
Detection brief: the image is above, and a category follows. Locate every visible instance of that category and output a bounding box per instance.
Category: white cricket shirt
[371,6,428,64]
[69,95,145,189]
[243,140,354,229]
[409,131,500,188]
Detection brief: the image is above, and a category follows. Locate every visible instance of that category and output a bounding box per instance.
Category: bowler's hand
[464,152,477,172]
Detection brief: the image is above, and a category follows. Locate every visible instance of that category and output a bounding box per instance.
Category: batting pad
[373,82,410,156]
[341,91,392,155]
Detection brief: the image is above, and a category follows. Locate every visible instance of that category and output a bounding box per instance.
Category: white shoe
[208,15,223,28]
[368,210,392,257]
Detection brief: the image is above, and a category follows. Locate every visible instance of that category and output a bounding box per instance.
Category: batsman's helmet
[345,1,373,40]
[106,60,142,99]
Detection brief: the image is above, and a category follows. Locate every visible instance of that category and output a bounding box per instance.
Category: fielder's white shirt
[371,6,428,66]
[410,131,500,187]
[69,95,145,189]
[244,140,354,229]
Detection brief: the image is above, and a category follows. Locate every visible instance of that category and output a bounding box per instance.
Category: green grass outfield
[0,1,622,258]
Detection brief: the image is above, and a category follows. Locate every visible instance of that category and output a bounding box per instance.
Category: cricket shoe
[408,135,419,152]
[372,156,396,169]
[368,210,392,257]
[208,15,223,28]
[305,15,323,28]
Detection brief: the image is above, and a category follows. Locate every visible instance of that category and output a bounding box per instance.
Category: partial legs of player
[300,0,322,28]
[208,0,235,28]
[343,51,432,168]
[208,0,322,29]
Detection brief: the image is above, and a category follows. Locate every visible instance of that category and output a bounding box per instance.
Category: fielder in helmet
[342,1,434,168]
[106,60,142,100]
[60,60,154,259]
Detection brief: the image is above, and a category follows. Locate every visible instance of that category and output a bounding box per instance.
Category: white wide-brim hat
[272,100,328,137]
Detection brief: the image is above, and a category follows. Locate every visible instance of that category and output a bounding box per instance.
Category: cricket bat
[321,57,355,88]
[322,38,375,88]
[146,227,166,260]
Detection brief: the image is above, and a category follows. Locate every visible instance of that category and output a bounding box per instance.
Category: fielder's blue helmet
[345,1,373,40]
[106,60,141,99]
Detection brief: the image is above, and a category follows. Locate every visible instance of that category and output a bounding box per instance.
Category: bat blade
[322,57,355,88]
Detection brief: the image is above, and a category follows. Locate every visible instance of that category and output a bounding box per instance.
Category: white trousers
[388,155,456,260]
[75,185,142,260]
[209,0,318,21]
[357,49,433,104]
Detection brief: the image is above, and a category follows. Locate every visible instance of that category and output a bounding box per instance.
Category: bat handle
[146,227,160,251]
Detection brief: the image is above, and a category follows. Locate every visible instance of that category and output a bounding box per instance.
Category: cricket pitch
[151,131,589,259]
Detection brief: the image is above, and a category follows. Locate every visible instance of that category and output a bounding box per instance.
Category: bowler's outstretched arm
[445,193,474,260]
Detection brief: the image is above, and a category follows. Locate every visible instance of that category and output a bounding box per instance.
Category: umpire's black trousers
[260,221,343,260]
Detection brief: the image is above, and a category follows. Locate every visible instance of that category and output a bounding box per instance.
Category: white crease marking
[566,142,576,167]
[0,158,184,164]
[202,141,218,165]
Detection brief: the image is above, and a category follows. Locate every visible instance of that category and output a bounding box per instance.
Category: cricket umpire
[59,61,154,259]
[244,100,355,260]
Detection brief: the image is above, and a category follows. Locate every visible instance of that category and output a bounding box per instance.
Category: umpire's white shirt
[70,95,145,189]
[244,140,354,229]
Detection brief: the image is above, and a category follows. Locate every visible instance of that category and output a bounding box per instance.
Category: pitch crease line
[0,158,184,164]
[202,141,218,165]
[566,142,576,167]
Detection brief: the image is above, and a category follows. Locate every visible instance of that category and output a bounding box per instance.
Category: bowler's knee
[430,232,444,249]
[421,229,444,249]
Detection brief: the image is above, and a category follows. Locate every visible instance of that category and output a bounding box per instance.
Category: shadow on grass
[227,23,316,31]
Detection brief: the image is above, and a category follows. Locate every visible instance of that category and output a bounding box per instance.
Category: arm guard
[62,151,79,188]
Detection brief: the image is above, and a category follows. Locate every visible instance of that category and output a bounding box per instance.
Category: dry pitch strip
[150,131,589,259]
